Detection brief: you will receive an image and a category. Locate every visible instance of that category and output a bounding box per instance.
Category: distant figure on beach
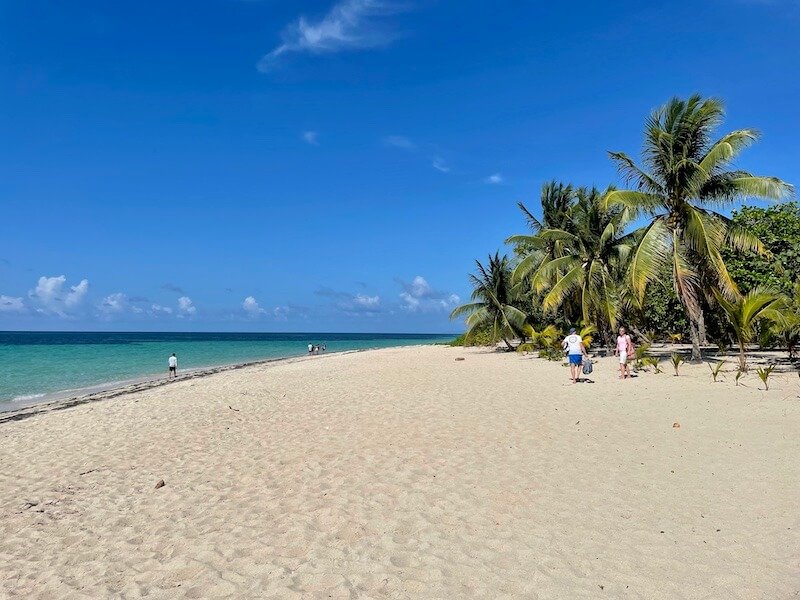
[615,327,634,380]
[308,343,314,354]
[562,328,588,384]
[168,353,178,378]
[321,344,326,352]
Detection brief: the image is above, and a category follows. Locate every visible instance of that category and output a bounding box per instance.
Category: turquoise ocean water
[0,332,452,410]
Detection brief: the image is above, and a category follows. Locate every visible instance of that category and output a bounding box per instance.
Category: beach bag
[582,360,593,375]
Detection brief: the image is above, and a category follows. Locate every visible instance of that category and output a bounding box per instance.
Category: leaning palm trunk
[604,95,793,362]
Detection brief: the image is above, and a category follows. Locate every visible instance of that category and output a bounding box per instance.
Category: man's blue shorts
[568,354,583,365]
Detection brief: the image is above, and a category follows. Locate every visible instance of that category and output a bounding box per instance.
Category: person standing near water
[168,353,178,378]
[562,328,588,384]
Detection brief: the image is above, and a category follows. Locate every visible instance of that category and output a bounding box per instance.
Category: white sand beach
[1,345,798,599]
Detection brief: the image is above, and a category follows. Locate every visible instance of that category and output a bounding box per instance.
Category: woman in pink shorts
[614,327,634,379]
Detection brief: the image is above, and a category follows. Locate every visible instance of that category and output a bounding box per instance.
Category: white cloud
[242,295,266,317]
[258,0,408,72]
[100,292,127,315]
[398,276,459,312]
[178,296,196,316]
[302,130,319,145]
[408,275,431,298]
[65,279,89,308]
[31,275,65,309]
[399,291,420,311]
[383,135,416,150]
[353,294,380,307]
[30,275,89,316]
[151,304,173,316]
[432,157,450,173]
[485,173,504,184]
[0,295,25,313]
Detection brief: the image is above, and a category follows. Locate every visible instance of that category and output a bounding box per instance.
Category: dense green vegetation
[723,202,800,295]
[451,96,798,364]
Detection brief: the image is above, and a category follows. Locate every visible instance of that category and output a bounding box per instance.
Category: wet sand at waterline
[0,345,797,599]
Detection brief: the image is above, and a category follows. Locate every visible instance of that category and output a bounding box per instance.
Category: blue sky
[1,0,798,332]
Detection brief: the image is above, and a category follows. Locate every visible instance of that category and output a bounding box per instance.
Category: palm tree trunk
[502,337,515,351]
[698,311,708,346]
[738,340,747,372]
[688,319,702,361]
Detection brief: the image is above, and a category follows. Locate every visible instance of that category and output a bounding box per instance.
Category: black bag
[582,360,593,375]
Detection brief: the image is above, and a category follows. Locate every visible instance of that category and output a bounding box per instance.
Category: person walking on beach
[562,328,588,384]
[168,353,178,378]
[615,327,634,380]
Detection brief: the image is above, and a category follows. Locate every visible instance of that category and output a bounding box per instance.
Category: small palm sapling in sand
[757,364,776,391]
[709,361,725,383]
[671,353,684,376]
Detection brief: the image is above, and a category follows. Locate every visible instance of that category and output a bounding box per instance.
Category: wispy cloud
[432,157,450,173]
[484,173,504,184]
[161,283,185,295]
[151,303,173,316]
[316,285,383,315]
[353,294,380,307]
[383,135,416,150]
[273,306,291,321]
[258,0,409,72]
[302,130,320,145]
[315,286,353,300]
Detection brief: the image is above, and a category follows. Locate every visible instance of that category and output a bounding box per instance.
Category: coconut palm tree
[509,187,640,334]
[713,287,786,371]
[774,282,800,360]
[605,95,794,360]
[450,253,527,350]
[510,181,575,266]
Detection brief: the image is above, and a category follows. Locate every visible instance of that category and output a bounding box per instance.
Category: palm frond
[628,218,671,299]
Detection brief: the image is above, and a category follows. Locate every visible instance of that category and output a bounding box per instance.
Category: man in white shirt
[168,353,178,378]
[562,328,588,384]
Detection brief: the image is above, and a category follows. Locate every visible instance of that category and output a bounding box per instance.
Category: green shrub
[539,346,564,361]
[450,324,500,347]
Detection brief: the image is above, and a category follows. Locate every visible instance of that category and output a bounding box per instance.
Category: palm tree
[714,287,785,371]
[509,187,640,335]
[775,282,800,360]
[510,181,575,267]
[450,253,527,350]
[605,95,794,360]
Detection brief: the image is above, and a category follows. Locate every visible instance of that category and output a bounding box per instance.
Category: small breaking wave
[11,393,46,403]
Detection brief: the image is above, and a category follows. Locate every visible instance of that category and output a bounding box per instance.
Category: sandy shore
[0,345,798,599]
[0,351,357,422]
